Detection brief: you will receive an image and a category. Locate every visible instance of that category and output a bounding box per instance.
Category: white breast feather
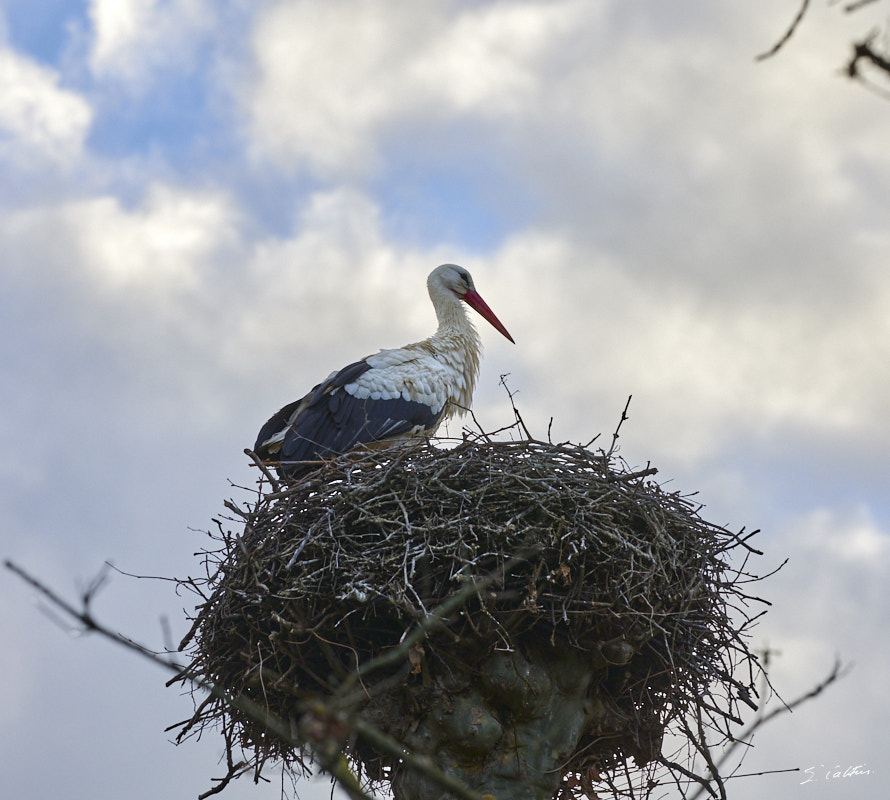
[343,345,465,414]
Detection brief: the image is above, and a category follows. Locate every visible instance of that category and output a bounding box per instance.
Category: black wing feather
[254,358,443,476]
[253,396,305,457]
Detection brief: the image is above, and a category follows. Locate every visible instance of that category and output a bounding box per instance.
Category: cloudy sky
[2,1,888,799]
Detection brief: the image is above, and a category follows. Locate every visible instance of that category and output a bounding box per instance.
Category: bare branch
[4,559,459,800]
[687,657,849,800]
[244,448,280,492]
[844,0,881,12]
[848,35,890,80]
[756,0,811,61]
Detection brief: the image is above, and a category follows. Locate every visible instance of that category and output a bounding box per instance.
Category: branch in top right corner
[847,35,890,80]
[844,0,881,13]
[755,0,811,61]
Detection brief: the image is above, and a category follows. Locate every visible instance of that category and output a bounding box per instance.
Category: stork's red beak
[463,290,515,344]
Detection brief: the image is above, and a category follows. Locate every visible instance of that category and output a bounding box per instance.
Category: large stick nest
[174,426,768,799]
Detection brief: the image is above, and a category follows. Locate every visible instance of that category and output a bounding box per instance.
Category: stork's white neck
[425,282,482,418]
[430,288,471,334]
[428,283,480,347]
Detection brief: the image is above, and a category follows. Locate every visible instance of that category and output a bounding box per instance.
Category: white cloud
[3,183,239,301]
[88,0,210,83]
[0,183,464,395]
[793,506,890,568]
[244,0,588,175]
[480,223,890,463]
[0,45,92,163]
[89,0,154,70]
[409,1,583,115]
[245,2,411,174]
[80,185,238,289]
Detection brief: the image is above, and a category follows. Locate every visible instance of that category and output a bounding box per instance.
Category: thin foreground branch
[687,657,849,800]
[4,559,486,800]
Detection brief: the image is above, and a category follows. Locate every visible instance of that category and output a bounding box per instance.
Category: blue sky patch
[375,135,538,252]
[4,0,88,69]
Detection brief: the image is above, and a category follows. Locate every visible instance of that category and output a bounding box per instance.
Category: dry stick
[693,705,727,800]
[4,559,487,800]
[660,757,717,798]
[198,727,249,800]
[604,395,632,460]
[244,448,280,493]
[499,373,532,439]
[608,466,658,483]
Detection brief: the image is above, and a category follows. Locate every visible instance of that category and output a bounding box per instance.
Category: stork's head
[428,264,515,343]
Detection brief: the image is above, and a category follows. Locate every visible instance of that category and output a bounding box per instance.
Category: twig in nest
[198,728,250,799]
[244,448,280,492]
[603,394,632,460]
[499,373,532,438]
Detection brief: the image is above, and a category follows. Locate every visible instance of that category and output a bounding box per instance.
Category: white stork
[254,264,515,476]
